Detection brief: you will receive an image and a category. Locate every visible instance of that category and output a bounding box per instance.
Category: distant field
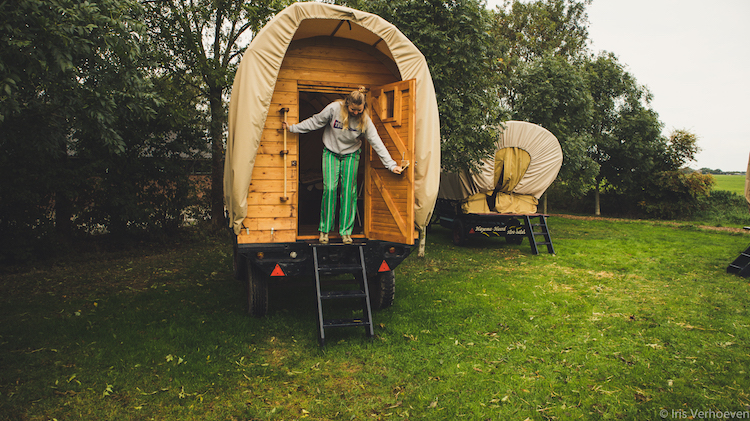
[712,174,746,194]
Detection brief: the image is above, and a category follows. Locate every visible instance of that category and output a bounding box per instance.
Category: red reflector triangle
[378,260,391,272]
[270,264,285,277]
[469,228,475,234]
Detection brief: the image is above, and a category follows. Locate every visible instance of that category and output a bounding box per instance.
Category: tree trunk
[55,192,74,237]
[542,192,548,214]
[55,142,74,237]
[209,85,227,231]
[594,182,601,216]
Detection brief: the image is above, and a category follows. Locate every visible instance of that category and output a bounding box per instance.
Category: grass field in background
[2,218,750,420]
[712,174,746,195]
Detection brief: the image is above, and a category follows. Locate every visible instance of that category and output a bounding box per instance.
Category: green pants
[320,148,360,236]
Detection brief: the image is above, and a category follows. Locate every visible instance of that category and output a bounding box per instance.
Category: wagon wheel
[368,270,396,310]
[244,260,269,317]
[505,218,524,245]
[452,218,467,246]
[506,236,524,245]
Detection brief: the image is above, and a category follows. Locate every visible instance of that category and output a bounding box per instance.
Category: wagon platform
[437,209,555,255]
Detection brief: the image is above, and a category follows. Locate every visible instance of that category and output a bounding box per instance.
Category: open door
[365,79,416,244]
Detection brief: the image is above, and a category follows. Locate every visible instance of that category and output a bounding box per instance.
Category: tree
[640,129,711,218]
[583,52,663,215]
[581,84,708,219]
[348,0,507,173]
[492,0,708,218]
[491,0,591,95]
[508,54,598,196]
[0,0,158,258]
[492,0,597,198]
[492,0,590,59]
[659,129,700,172]
[1,0,156,152]
[70,71,210,237]
[143,0,286,231]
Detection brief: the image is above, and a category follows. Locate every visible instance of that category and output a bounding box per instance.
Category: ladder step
[320,290,367,300]
[728,264,744,273]
[728,264,742,269]
[323,318,371,328]
[523,215,554,255]
[316,265,364,275]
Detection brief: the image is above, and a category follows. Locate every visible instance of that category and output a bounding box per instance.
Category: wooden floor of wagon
[297,224,366,242]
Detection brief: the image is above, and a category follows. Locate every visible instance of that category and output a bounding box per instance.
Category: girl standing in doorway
[283,87,403,244]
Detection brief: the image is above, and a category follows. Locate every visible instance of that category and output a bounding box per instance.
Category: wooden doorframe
[295,83,373,240]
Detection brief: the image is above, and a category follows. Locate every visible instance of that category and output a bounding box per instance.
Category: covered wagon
[224,2,440,344]
[436,121,562,254]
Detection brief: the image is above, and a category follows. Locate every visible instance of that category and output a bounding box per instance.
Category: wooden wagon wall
[237,37,401,244]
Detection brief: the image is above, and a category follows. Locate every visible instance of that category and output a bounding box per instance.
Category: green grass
[2,218,750,420]
[712,174,746,195]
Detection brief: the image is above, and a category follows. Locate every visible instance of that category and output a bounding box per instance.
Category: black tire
[505,218,524,245]
[506,236,524,245]
[452,218,467,246]
[244,260,269,317]
[369,270,395,310]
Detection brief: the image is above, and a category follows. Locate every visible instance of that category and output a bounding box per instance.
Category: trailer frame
[434,198,555,254]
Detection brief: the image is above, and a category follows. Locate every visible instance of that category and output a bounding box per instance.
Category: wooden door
[365,79,416,244]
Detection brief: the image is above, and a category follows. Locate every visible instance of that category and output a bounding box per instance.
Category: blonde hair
[337,86,369,132]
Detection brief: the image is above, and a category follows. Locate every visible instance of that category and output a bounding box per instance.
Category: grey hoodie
[288,101,397,171]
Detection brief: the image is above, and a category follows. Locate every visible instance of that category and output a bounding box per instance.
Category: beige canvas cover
[225,2,441,236]
[438,121,562,211]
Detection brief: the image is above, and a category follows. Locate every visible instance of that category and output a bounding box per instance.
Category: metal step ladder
[727,243,750,278]
[522,214,555,255]
[312,244,374,347]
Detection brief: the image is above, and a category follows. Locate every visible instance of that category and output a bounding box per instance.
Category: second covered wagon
[436,121,563,254]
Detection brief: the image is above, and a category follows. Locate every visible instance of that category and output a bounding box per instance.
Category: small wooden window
[378,86,402,126]
[385,91,395,119]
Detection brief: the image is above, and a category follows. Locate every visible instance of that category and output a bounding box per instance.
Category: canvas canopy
[438,121,562,212]
[225,1,441,236]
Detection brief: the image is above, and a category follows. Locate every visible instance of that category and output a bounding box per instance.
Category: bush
[694,190,750,226]
[637,171,713,219]
[545,171,734,222]
[0,129,209,264]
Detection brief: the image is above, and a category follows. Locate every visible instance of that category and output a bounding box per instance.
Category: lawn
[712,174,746,195]
[2,217,750,420]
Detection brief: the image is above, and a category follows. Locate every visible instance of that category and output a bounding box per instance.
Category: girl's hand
[391,166,403,175]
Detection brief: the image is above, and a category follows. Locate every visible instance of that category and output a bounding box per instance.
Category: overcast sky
[487,0,750,171]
